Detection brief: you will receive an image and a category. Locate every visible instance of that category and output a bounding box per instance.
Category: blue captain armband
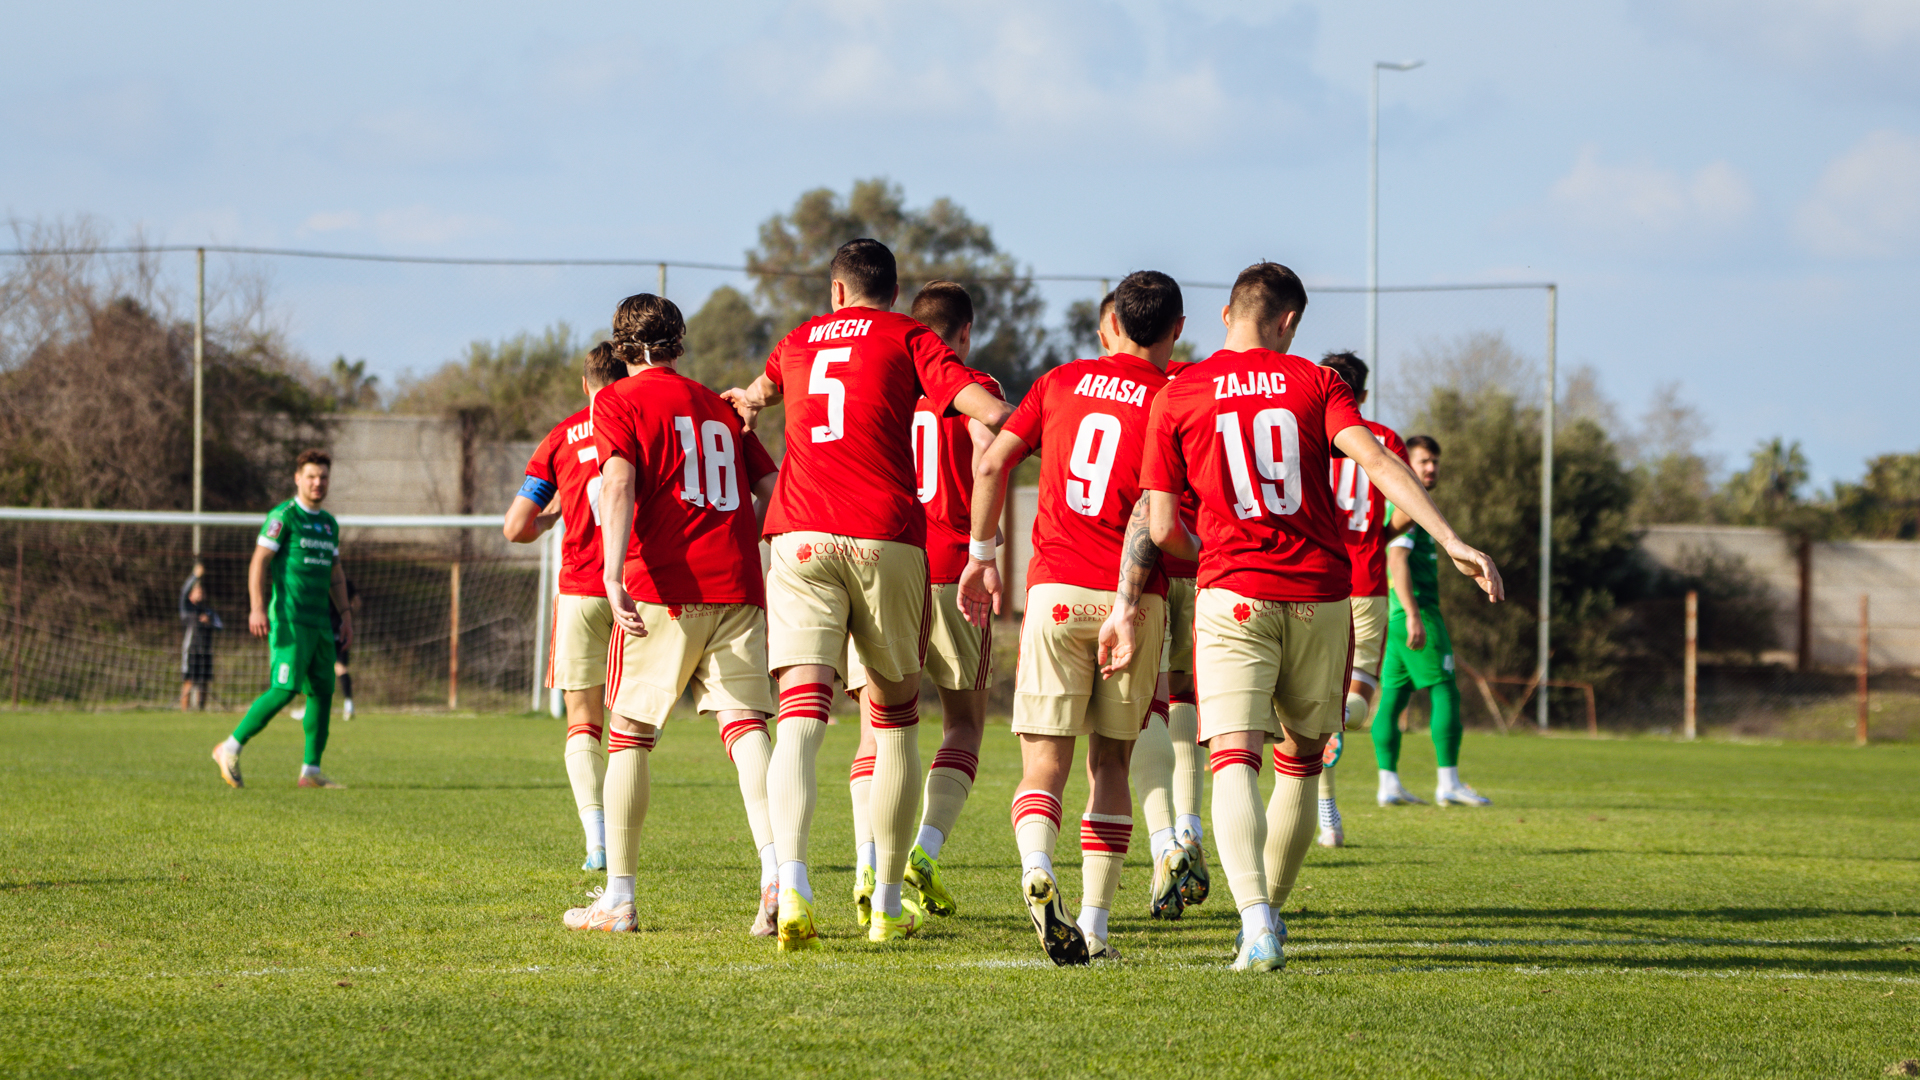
[518,476,557,508]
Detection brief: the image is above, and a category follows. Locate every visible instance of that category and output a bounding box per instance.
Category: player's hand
[1096,605,1137,678]
[249,608,269,638]
[1442,537,1505,603]
[1406,610,1426,651]
[719,388,761,433]
[607,581,647,637]
[957,558,1001,628]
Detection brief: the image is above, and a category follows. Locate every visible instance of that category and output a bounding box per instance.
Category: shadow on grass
[1306,905,1910,925]
[1,877,161,892]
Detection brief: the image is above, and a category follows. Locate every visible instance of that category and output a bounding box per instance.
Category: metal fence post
[1683,590,1698,740]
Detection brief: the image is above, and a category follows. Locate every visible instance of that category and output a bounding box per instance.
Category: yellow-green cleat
[776,888,820,952]
[1149,845,1190,920]
[1178,830,1211,906]
[867,892,925,943]
[1023,868,1089,967]
[904,844,956,917]
[854,864,875,928]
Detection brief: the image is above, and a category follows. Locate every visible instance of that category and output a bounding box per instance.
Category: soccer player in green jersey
[211,449,352,789]
[1373,435,1490,806]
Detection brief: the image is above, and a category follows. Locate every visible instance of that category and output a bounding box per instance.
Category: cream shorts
[1160,575,1196,673]
[1350,594,1389,682]
[766,532,929,685]
[548,593,614,692]
[1011,583,1164,741]
[847,582,991,694]
[605,602,776,727]
[1193,589,1351,742]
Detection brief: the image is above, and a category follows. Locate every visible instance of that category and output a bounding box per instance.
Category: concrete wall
[1638,524,1920,670]
[322,414,539,559]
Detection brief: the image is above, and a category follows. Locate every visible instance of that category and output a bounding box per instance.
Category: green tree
[682,285,784,460]
[1829,450,1920,538]
[1716,437,1812,528]
[390,323,586,442]
[326,356,381,411]
[744,178,1052,398]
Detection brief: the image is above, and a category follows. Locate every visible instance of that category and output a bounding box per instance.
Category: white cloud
[1651,0,1920,96]
[299,211,362,234]
[1544,146,1756,250]
[1795,129,1920,259]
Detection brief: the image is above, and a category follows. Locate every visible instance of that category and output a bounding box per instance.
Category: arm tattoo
[1113,493,1161,607]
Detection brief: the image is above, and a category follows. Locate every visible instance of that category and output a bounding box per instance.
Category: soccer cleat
[1317,797,1344,848]
[582,848,606,872]
[343,699,355,721]
[1023,868,1089,967]
[1177,830,1210,906]
[1437,783,1492,807]
[1232,928,1286,972]
[867,892,926,943]
[1085,934,1122,961]
[211,744,243,789]
[905,844,956,917]
[563,888,638,932]
[1317,824,1344,847]
[297,770,344,789]
[853,864,876,928]
[1378,778,1427,806]
[751,882,779,937]
[291,702,305,722]
[1149,846,1190,920]
[777,888,820,952]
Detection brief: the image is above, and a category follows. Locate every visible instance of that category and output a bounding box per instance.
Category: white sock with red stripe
[915,746,978,860]
[1265,748,1325,910]
[1078,812,1132,941]
[604,726,656,906]
[1167,690,1204,842]
[564,722,607,855]
[719,716,776,888]
[768,682,833,902]
[1209,745,1268,916]
[848,752,876,873]
[1011,789,1063,879]
[1131,696,1176,861]
[866,697,920,916]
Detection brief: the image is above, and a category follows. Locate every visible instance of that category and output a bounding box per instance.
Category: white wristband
[968,538,998,562]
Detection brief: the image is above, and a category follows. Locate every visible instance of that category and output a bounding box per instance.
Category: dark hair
[830,238,897,304]
[611,294,686,366]
[910,281,973,343]
[1406,434,1442,456]
[294,448,331,472]
[583,341,625,388]
[1228,261,1308,326]
[1098,290,1116,319]
[1114,270,1183,348]
[1319,351,1369,395]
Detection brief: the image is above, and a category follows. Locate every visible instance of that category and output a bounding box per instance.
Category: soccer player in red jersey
[504,341,625,873]
[960,270,1185,964]
[723,240,1013,949]
[1314,350,1408,848]
[843,281,1003,926]
[1108,262,1503,972]
[558,294,783,935]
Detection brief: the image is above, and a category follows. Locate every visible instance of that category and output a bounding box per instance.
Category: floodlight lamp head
[1377,60,1424,71]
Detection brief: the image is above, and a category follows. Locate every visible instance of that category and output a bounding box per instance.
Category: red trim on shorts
[915,571,933,669]
[1209,747,1262,774]
[929,748,978,782]
[848,754,876,782]
[1010,789,1062,829]
[777,682,833,725]
[719,718,768,760]
[603,627,625,707]
[971,621,992,690]
[608,728,655,753]
[1079,815,1133,854]
[866,698,919,730]
[1273,749,1324,779]
[545,602,559,689]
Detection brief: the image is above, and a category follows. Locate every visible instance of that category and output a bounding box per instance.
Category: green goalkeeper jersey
[1384,502,1441,618]
[257,499,340,630]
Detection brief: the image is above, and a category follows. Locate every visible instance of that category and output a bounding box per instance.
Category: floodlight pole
[658,262,667,297]
[192,248,205,558]
[1368,60,1422,420]
[1537,283,1557,730]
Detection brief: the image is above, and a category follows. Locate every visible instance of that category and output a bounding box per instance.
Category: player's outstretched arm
[958,429,1031,627]
[1335,426,1505,603]
[596,456,647,638]
[247,545,272,638]
[720,374,782,433]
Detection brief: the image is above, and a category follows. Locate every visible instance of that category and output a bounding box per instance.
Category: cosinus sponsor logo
[794,538,882,564]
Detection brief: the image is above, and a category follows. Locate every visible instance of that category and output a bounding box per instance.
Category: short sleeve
[1321,374,1365,442]
[942,368,1003,417]
[592,392,639,468]
[763,340,786,391]
[1140,389,1186,494]
[524,432,557,484]
[742,431,778,486]
[1001,375,1047,450]
[907,324,975,417]
[257,509,285,551]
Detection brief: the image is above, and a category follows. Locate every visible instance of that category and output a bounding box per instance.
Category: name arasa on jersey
[805,318,875,344]
[1214,371,1288,399]
[1071,373,1151,406]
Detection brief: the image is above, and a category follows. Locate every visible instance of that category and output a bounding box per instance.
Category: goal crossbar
[0,508,505,529]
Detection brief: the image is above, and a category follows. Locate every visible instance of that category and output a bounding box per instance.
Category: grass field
[3,710,1917,1079]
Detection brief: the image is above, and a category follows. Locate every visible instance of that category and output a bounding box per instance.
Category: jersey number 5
[1217,408,1301,519]
[809,347,851,443]
[673,417,741,511]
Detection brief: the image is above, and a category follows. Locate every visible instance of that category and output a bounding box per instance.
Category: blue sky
[6,0,1918,485]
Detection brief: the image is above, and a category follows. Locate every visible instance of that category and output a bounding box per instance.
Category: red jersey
[1159,359,1202,579]
[761,308,977,546]
[914,370,1004,584]
[592,367,779,607]
[1140,349,1365,603]
[1004,354,1170,596]
[1329,419,1408,597]
[524,406,607,598]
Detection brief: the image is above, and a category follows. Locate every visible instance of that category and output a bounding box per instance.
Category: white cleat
[1317,824,1344,848]
[343,699,355,721]
[1316,797,1343,847]
[1437,783,1491,807]
[1377,781,1427,806]
[563,887,637,932]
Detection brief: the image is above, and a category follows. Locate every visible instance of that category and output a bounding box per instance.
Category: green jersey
[1384,502,1441,616]
[257,499,340,630]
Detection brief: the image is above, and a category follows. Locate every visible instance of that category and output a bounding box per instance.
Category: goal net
[0,508,555,713]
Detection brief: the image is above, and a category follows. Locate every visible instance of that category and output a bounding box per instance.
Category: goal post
[0,507,557,713]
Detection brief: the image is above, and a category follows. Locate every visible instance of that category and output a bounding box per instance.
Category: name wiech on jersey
[806,318,874,344]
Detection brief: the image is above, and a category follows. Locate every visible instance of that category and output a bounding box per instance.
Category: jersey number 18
[673,417,741,512]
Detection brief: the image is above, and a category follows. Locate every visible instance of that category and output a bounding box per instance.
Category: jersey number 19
[1217,408,1301,520]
